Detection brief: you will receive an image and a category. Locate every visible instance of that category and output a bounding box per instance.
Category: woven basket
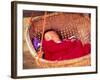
[25,12,91,68]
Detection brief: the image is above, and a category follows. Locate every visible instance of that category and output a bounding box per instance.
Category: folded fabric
[42,39,91,61]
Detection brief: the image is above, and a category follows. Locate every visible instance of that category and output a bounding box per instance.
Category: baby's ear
[48,35,52,39]
[46,36,52,41]
[44,34,51,41]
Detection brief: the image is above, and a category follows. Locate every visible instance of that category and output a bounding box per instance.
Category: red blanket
[42,39,90,61]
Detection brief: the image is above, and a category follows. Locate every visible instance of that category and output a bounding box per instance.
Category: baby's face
[44,31,61,42]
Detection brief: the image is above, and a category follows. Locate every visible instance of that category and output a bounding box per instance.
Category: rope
[38,12,47,58]
[29,12,34,27]
[40,12,47,50]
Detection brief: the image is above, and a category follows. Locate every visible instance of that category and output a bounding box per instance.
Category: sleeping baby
[42,29,91,61]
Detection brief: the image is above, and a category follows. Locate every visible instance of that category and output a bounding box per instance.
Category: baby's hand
[68,36,76,39]
[69,36,77,42]
[63,36,77,42]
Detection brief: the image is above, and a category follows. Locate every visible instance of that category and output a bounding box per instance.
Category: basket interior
[29,12,91,53]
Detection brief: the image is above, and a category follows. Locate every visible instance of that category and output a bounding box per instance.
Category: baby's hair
[44,29,56,34]
[43,29,62,40]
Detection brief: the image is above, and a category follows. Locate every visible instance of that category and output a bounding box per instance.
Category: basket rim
[36,54,90,63]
